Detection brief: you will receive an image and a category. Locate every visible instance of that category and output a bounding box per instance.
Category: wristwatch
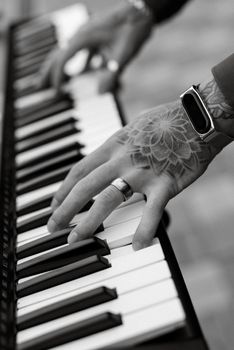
[180,85,233,149]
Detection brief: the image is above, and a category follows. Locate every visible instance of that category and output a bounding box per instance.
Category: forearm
[199,57,234,139]
[144,0,191,23]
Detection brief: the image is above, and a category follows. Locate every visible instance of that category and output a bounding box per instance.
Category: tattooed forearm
[199,78,234,120]
[116,100,213,190]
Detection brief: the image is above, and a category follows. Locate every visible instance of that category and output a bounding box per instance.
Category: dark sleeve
[212,54,234,109]
[144,0,191,23]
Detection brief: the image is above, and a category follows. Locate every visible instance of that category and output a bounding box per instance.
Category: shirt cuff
[212,53,234,109]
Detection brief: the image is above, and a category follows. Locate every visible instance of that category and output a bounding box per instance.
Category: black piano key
[18,312,122,350]
[17,185,91,218]
[17,116,77,141]
[17,221,102,259]
[17,203,96,257]
[17,149,82,183]
[15,52,50,73]
[17,255,111,297]
[16,122,78,153]
[15,61,44,80]
[14,21,54,40]
[14,36,57,57]
[17,193,54,217]
[15,100,74,127]
[15,93,71,119]
[17,208,52,234]
[15,45,56,68]
[16,164,73,196]
[17,286,117,331]
[17,142,82,170]
[15,26,56,47]
[17,237,110,278]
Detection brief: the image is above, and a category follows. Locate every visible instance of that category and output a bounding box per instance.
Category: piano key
[15,100,74,127]
[18,312,122,350]
[17,286,117,331]
[18,251,167,314]
[15,51,52,72]
[14,20,55,40]
[18,255,110,298]
[54,299,184,350]
[14,36,57,57]
[17,200,93,229]
[17,219,94,258]
[17,208,52,234]
[18,279,178,344]
[15,62,43,80]
[16,114,76,142]
[15,45,55,69]
[15,109,76,140]
[16,207,142,245]
[15,87,58,110]
[17,181,63,209]
[16,141,81,170]
[17,238,110,278]
[14,74,41,97]
[15,92,67,117]
[16,148,82,183]
[16,122,78,153]
[18,244,165,309]
[17,200,144,252]
[15,27,56,49]
[16,164,73,196]
[17,193,54,217]
[16,135,81,166]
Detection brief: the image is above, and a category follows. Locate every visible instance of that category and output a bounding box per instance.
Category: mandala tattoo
[116,100,212,183]
[200,78,234,120]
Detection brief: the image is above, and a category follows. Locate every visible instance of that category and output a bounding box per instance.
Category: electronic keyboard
[0,4,208,350]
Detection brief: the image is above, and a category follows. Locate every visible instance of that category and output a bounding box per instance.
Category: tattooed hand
[47,77,234,250]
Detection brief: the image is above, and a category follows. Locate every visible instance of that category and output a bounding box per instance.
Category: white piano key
[104,200,144,227]
[18,251,169,314]
[15,89,57,110]
[17,198,144,229]
[17,200,144,245]
[54,298,185,350]
[18,243,165,309]
[17,182,62,209]
[17,207,51,224]
[16,134,80,166]
[17,213,141,248]
[17,279,178,343]
[15,109,76,140]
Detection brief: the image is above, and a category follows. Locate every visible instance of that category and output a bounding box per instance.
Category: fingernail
[51,198,59,211]
[68,231,78,244]
[133,241,143,251]
[133,241,151,251]
[47,218,58,233]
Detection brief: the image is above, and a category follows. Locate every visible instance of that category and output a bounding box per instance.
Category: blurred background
[0,0,234,349]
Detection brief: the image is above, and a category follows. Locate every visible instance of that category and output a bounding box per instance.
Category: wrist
[199,75,234,139]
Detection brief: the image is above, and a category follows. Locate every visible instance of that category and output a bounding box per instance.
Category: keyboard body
[0,4,208,350]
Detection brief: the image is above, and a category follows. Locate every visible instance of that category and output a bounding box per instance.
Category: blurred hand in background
[37,1,154,93]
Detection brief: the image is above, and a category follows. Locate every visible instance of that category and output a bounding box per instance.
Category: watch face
[182,93,211,134]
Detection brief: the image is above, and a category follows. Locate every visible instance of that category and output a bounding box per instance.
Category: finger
[50,145,110,211]
[132,186,169,251]
[68,184,124,243]
[47,161,117,233]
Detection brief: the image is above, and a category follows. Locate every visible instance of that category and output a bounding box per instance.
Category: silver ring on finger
[110,178,133,201]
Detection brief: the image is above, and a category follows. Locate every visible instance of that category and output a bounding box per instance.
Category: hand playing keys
[47,99,217,250]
